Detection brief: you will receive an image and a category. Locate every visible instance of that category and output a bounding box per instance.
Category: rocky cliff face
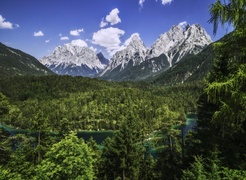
[99,23,212,81]
[40,43,107,77]
[99,33,148,76]
[147,23,212,66]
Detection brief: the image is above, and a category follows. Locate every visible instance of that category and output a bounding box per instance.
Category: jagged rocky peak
[97,52,109,65]
[126,33,146,50]
[184,24,212,45]
[40,42,107,77]
[101,33,148,75]
[147,22,212,65]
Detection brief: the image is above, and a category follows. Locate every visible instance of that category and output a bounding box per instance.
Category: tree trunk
[38,130,41,163]
[122,169,125,180]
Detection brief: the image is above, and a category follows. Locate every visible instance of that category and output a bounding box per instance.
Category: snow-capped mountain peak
[147,23,212,66]
[40,43,107,77]
[99,23,212,81]
[99,33,148,76]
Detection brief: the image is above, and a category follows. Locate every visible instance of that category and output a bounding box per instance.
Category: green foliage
[188,1,246,177]
[6,134,36,179]
[182,156,207,180]
[0,127,11,165]
[86,137,101,178]
[36,133,94,180]
[208,0,246,35]
[153,45,215,85]
[99,115,145,179]
[0,75,201,132]
[1,1,246,179]
[153,106,183,179]
[182,149,246,180]
[0,43,54,76]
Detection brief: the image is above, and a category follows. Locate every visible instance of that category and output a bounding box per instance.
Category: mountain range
[98,23,212,81]
[1,23,215,84]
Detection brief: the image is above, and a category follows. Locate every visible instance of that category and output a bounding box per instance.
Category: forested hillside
[0,75,202,132]
[0,75,204,179]
[152,44,215,85]
[0,43,54,76]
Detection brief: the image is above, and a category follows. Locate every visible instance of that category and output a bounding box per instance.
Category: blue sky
[0,0,232,59]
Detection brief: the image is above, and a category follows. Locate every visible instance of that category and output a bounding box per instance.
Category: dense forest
[1,0,246,179]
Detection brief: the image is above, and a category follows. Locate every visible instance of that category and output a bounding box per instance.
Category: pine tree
[99,115,145,180]
[190,0,246,170]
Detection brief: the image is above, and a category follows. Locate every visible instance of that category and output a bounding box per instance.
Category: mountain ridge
[98,23,212,81]
[0,43,55,77]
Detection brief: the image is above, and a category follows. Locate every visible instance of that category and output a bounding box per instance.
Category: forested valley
[1,0,246,179]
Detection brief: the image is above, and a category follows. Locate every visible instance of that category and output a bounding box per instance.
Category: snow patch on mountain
[147,23,212,67]
[40,43,107,76]
[99,33,148,76]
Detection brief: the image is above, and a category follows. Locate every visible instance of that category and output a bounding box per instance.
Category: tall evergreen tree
[190,0,246,170]
[99,115,145,180]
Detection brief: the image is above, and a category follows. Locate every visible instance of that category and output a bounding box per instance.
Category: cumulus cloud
[100,18,108,28]
[139,0,173,7]
[178,21,188,28]
[0,15,17,29]
[70,28,84,36]
[139,0,145,8]
[70,39,88,47]
[60,36,69,40]
[179,21,187,26]
[34,31,44,37]
[161,0,173,5]
[92,27,125,56]
[105,8,121,26]
[45,40,50,43]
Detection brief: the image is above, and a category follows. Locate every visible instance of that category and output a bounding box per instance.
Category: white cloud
[92,27,125,56]
[0,15,15,29]
[60,36,69,40]
[178,21,188,29]
[139,0,145,8]
[59,33,62,36]
[45,40,50,43]
[161,0,173,5]
[179,21,187,26]
[100,18,108,28]
[70,39,88,47]
[139,0,173,7]
[105,8,121,25]
[34,31,44,37]
[70,28,84,36]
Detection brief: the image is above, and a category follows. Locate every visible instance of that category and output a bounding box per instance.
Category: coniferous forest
[0,0,246,179]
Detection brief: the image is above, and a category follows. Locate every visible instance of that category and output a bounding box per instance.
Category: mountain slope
[151,44,215,85]
[0,43,54,76]
[151,32,235,85]
[98,33,148,79]
[97,52,109,65]
[99,23,212,81]
[147,23,212,66]
[40,43,107,77]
